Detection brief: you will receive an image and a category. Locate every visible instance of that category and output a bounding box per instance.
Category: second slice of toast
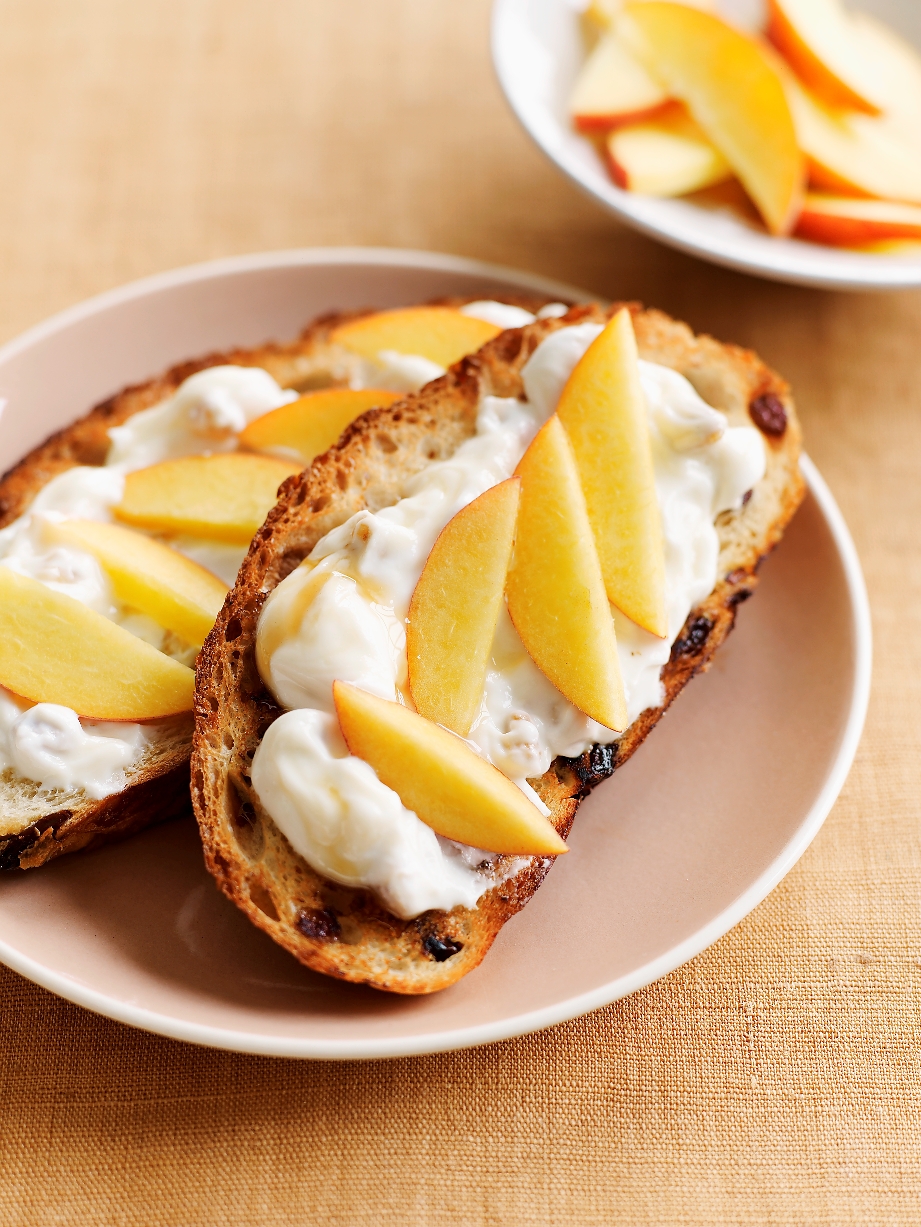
[0,293,554,869]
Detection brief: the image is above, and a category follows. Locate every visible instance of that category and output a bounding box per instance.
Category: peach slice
[853,13,921,140]
[556,309,667,638]
[585,0,713,27]
[585,0,621,25]
[620,2,804,234]
[605,108,732,195]
[407,478,520,737]
[794,194,921,246]
[766,0,883,115]
[506,416,627,731]
[239,388,402,466]
[333,680,567,857]
[115,453,299,543]
[45,519,227,649]
[782,69,921,205]
[330,308,501,369]
[0,566,194,720]
[569,31,671,132]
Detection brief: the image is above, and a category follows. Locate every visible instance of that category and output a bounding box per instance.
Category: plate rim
[490,0,921,292]
[0,245,596,368]
[0,249,872,1060]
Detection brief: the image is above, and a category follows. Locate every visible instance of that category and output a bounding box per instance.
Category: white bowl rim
[0,248,872,1059]
[490,0,921,292]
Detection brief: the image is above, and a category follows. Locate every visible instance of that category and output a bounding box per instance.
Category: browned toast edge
[191,303,805,993]
[0,292,559,869]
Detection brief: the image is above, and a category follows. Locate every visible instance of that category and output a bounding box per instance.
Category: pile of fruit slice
[333,310,667,857]
[0,452,304,722]
[570,0,921,247]
[0,308,509,724]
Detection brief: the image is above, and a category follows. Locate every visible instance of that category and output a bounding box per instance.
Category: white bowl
[0,249,871,1058]
[491,0,921,290]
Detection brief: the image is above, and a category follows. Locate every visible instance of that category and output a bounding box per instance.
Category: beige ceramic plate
[0,249,870,1058]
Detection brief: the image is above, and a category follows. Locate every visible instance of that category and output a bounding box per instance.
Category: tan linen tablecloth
[1,1,920,1223]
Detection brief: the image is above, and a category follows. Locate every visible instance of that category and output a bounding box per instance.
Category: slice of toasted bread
[191,303,805,994]
[0,294,556,869]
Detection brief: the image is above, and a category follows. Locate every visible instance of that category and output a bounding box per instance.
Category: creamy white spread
[0,690,147,800]
[106,366,298,470]
[0,365,297,796]
[0,308,523,801]
[461,300,540,329]
[356,351,447,393]
[252,322,767,920]
[252,709,508,918]
[462,301,570,328]
[0,365,296,601]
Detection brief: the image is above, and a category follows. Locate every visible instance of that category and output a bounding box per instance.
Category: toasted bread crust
[191,304,805,994]
[0,294,558,869]
[0,755,194,871]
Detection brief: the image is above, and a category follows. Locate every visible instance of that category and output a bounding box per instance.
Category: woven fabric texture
[1,0,920,1223]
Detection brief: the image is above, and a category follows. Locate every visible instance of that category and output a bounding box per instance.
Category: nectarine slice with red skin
[851,13,921,141]
[766,0,882,116]
[239,388,401,466]
[605,108,732,196]
[406,478,520,738]
[330,308,502,369]
[585,0,714,28]
[794,194,921,246]
[569,31,672,133]
[0,567,195,720]
[333,681,568,857]
[46,519,227,649]
[556,309,667,638]
[621,2,804,235]
[506,415,627,732]
[779,66,921,206]
[115,453,299,543]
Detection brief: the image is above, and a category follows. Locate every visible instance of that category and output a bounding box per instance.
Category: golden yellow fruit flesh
[851,14,921,141]
[115,453,299,543]
[621,1,803,235]
[330,307,502,369]
[569,30,670,132]
[780,67,921,206]
[239,388,402,466]
[556,308,667,637]
[333,681,567,857]
[586,0,714,27]
[506,416,627,732]
[0,567,195,720]
[407,478,520,737]
[45,519,227,649]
